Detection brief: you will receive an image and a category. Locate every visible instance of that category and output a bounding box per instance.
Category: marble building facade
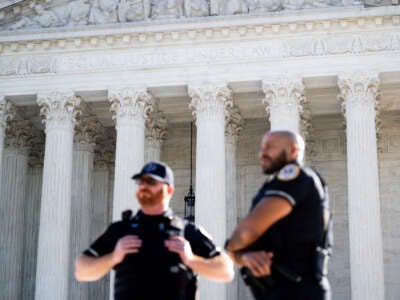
[0,0,400,300]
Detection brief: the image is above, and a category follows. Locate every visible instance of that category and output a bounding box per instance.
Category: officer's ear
[167,184,174,196]
[288,143,299,161]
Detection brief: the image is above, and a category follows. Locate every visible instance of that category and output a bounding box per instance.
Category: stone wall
[311,114,350,300]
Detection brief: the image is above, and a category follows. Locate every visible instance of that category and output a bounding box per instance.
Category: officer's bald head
[262,130,305,164]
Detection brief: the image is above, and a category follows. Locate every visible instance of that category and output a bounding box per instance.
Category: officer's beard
[137,188,165,207]
[262,150,289,175]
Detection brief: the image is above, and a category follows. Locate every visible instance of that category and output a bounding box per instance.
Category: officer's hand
[241,251,273,277]
[164,236,193,265]
[112,235,142,265]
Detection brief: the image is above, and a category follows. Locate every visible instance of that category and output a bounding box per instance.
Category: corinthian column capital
[0,98,16,129]
[37,91,81,132]
[94,128,115,170]
[338,73,380,112]
[5,120,33,150]
[146,111,168,148]
[225,106,243,142]
[28,129,45,167]
[188,84,233,121]
[74,117,102,150]
[262,76,305,115]
[108,88,154,122]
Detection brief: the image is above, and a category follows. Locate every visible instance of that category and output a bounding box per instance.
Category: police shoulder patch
[277,164,301,181]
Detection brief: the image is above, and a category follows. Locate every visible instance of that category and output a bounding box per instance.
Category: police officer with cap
[75,161,234,300]
[225,130,332,300]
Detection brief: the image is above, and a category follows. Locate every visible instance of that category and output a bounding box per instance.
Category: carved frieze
[0,0,394,31]
[1,29,398,76]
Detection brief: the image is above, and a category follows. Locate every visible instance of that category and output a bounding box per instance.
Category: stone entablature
[0,6,398,94]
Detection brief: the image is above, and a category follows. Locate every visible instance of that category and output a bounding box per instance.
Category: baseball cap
[131,161,174,186]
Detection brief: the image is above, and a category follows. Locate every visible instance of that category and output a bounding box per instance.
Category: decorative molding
[338,73,380,129]
[145,106,168,147]
[225,105,243,141]
[310,131,347,161]
[74,116,102,147]
[0,7,399,57]
[262,76,305,133]
[0,98,15,128]
[94,127,115,169]
[108,87,154,123]
[188,84,233,122]
[5,119,33,149]
[28,128,45,167]
[262,76,305,115]
[36,91,81,131]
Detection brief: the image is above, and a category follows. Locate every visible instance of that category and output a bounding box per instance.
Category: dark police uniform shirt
[84,209,220,300]
[248,161,330,280]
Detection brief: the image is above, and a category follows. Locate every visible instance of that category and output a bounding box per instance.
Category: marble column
[69,118,100,300]
[145,108,168,162]
[89,131,115,300]
[35,91,81,300]
[225,106,243,300]
[0,120,31,300]
[108,88,154,219]
[22,130,44,300]
[189,84,233,300]
[262,77,305,133]
[0,98,15,174]
[338,74,385,300]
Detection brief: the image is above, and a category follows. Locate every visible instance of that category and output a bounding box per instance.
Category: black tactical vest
[114,210,195,300]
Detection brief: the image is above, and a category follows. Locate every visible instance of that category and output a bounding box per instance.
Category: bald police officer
[225,130,332,300]
[75,161,234,300]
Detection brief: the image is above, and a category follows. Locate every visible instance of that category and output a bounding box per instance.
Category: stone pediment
[0,0,395,32]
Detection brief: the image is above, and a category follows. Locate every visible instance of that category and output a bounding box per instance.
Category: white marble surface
[339,74,385,300]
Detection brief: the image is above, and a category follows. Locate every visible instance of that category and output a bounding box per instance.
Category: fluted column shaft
[109,88,153,219]
[0,146,29,300]
[225,107,242,300]
[22,131,44,300]
[189,84,232,300]
[69,141,95,300]
[145,139,162,162]
[22,165,43,300]
[35,91,80,300]
[89,164,111,300]
[338,74,384,300]
[262,77,305,133]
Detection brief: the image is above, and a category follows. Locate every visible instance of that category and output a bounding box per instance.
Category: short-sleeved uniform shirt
[248,161,330,279]
[84,209,220,300]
